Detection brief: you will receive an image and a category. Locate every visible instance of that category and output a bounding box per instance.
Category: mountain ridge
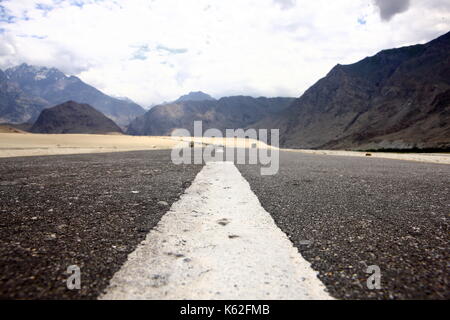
[252,31,450,150]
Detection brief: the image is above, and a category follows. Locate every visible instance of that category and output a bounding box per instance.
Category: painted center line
[100,161,333,300]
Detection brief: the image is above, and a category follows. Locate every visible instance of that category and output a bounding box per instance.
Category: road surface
[237,151,449,299]
[0,150,202,299]
[0,149,448,299]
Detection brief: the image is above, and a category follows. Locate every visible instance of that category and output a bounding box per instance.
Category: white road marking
[100,161,333,300]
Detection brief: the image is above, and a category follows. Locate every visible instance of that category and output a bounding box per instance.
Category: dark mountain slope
[127,96,295,136]
[31,101,123,134]
[254,31,450,150]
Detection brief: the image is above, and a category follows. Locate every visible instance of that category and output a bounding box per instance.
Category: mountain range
[0,64,145,128]
[128,32,450,150]
[126,96,295,136]
[253,31,450,150]
[1,31,449,151]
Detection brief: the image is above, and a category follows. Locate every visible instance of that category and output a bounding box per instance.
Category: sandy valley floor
[0,133,183,158]
[0,133,271,158]
[0,132,449,164]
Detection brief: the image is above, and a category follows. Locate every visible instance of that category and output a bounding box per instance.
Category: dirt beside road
[284,149,450,165]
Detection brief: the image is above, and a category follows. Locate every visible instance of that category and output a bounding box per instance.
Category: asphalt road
[237,151,450,299]
[0,150,202,299]
[0,149,449,299]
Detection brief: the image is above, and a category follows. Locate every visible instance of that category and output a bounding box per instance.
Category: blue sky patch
[36,3,53,11]
[0,5,16,23]
[157,45,188,55]
[131,45,150,60]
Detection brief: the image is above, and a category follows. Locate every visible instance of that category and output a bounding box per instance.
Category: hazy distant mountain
[127,96,295,136]
[175,91,215,103]
[111,95,138,104]
[253,31,450,150]
[1,64,145,128]
[31,101,123,134]
[0,69,49,124]
[0,122,33,132]
[0,124,28,133]
[146,91,215,109]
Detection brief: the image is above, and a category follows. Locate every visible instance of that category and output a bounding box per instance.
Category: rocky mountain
[0,69,49,124]
[127,96,295,136]
[175,91,215,103]
[31,101,123,134]
[1,64,145,128]
[254,31,450,150]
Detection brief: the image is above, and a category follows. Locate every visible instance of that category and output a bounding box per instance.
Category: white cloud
[273,0,296,10]
[0,0,449,107]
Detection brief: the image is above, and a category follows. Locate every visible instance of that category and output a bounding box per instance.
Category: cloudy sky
[0,0,449,107]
